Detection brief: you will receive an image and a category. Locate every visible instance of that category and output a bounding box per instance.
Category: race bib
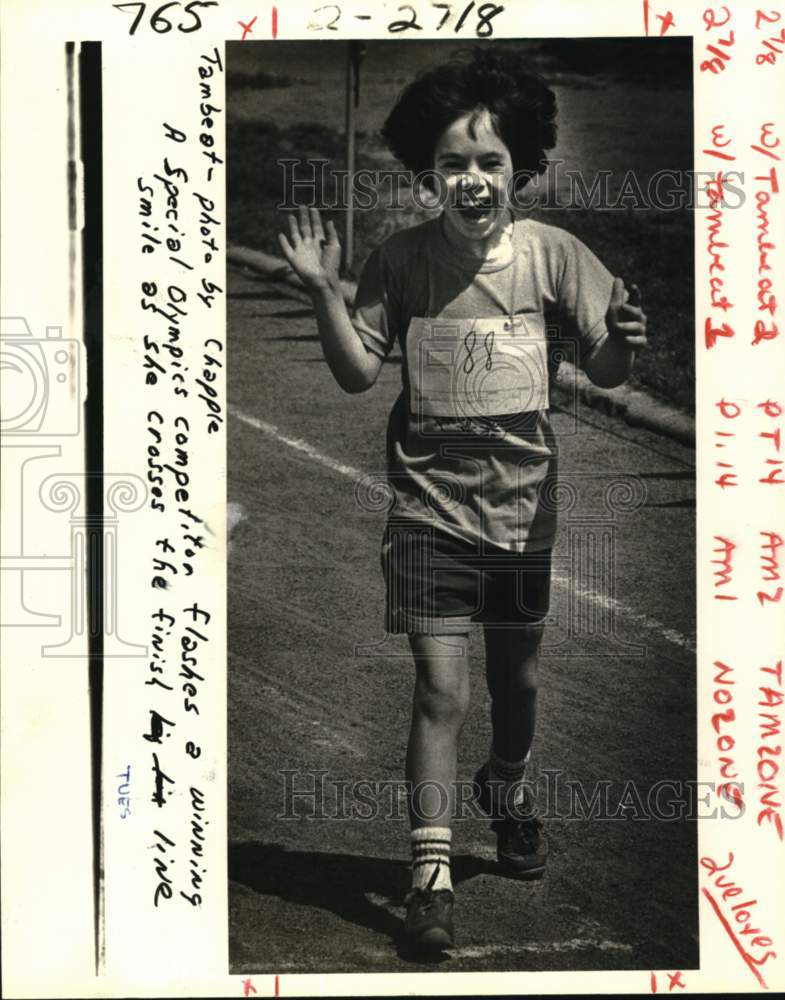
[406,313,549,419]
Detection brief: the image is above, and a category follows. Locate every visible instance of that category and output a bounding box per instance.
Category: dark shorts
[382,521,552,635]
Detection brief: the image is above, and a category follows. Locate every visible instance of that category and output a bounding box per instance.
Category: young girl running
[278,47,647,955]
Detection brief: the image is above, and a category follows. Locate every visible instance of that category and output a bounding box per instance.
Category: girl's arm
[278,206,383,393]
[582,277,648,389]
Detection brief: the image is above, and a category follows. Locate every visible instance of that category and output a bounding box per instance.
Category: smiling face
[433,107,515,245]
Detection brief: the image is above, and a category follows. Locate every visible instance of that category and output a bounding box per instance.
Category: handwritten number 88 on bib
[409,317,549,420]
[462,328,495,375]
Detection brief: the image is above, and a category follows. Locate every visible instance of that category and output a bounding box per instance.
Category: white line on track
[228,500,247,534]
[232,407,363,479]
[231,405,695,654]
[374,940,633,957]
[551,575,695,653]
[461,940,628,957]
[227,500,247,556]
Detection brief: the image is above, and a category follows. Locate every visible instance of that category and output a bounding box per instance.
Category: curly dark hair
[381,48,558,192]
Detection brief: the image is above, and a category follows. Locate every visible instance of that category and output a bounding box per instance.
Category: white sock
[488,747,531,815]
[410,826,452,892]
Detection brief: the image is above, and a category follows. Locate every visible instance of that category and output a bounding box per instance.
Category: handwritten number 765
[113,1,218,34]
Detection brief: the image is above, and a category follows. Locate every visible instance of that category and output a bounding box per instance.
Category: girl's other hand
[278,206,341,293]
[606,277,648,350]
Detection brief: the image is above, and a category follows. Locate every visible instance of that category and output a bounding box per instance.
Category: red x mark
[668,971,686,991]
[242,978,257,997]
[643,0,675,35]
[651,971,686,993]
[657,10,675,35]
[239,15,257,39]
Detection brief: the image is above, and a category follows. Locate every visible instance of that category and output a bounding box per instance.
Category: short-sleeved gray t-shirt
[353,215,614,553]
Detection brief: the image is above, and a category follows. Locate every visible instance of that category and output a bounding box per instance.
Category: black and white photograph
[5,2,785,996]
[225,36,698,973]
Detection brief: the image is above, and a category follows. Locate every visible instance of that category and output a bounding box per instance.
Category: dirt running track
[226,264,699,975]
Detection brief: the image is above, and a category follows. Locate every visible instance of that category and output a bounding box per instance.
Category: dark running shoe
[473,763,548,880]
[404,865,455,955]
